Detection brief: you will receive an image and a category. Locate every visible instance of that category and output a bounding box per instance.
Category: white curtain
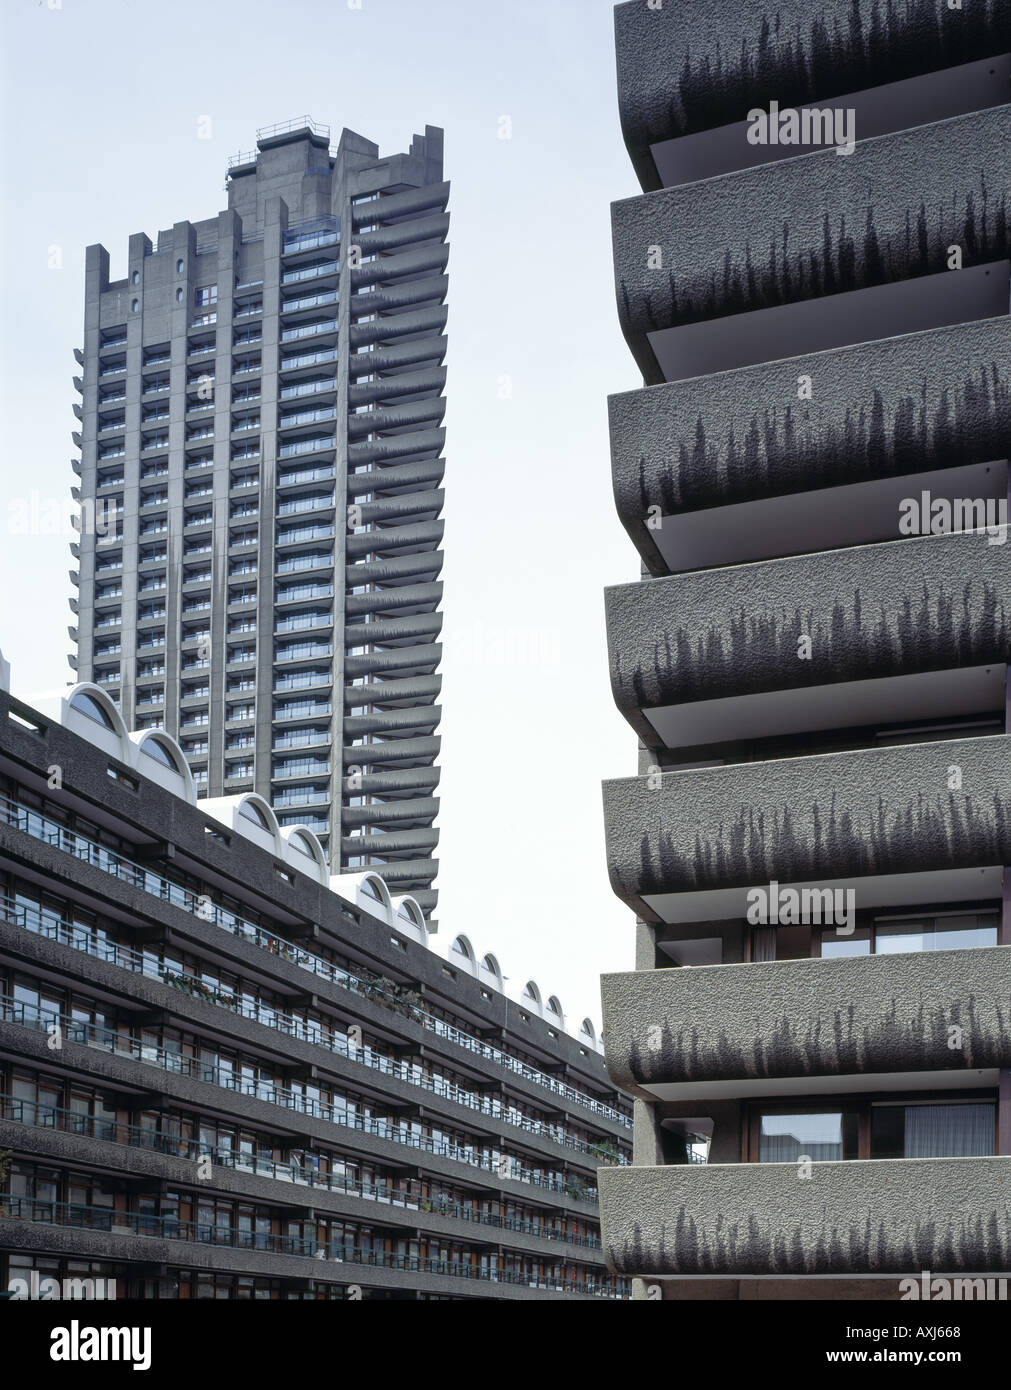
[752,926,777,962]
[904,1103,994,1158]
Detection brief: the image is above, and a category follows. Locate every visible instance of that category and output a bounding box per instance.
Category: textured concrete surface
[0,688,622,1120]
[0,1217,583,1299]
[604,734,1011,904]
[1,1118,593,1263]
[608,316,1010,557]
[615,0,1010,186]
[600,1157,1011,1275]
[612,106,1009,371]
[606,529,1010,716]
[74,127,451,912]
[601,946,1011,1091]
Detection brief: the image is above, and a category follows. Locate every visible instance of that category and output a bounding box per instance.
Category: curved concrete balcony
[357,488,444,526]
[349,304,448,352]
[609,317,1010,573]
[615,0,1010,190]
[601,946,1011,1099]
[606,529,1010,752]
[348,365,446,408]
[347,614,442,647]
[350,243,448,292]
[345,643,441,681]
[355,770,439,799]
[599,1156,1011,1277]
[350,180,449,226]
[347,398,445,440]
[345,584,443,623]
[346,552,443,587]
[360,332,448,374]
[613,105,1009,382]
[351,272,448,318]
[359,211,449,256]
[341,735,440,768]
[372,856,439,888]
[346,459,446,497]
[342,796,440,829]
[348,426,445,469]
[603,734,1011,922]
[344,675,441,707]
[341,827,440,858]
[343,707,441,740]
[346,521,443,559]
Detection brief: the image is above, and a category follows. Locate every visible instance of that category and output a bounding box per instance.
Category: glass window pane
[903,1103,995,1158]
[759,1112,854,1162]
[876,915,999,953]
[821,936,870,958]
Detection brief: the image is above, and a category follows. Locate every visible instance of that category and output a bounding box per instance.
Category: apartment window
[819,910,998,958]
[195,285,218,306]
[752,1097,996,1163]
[876,913,998,953]
[870,1102,996,1159]
[756,1111,859,1163]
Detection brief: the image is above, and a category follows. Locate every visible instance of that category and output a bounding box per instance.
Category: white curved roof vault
[520,979,543,1015]
[58,682,130,761]
[480,952,504,987]
[329,870,394,922]
[202,793,283,856]
[280,825,330,885]
[449,933,479,975]
[129,729,197,802]
[1,656,607,1054]
[392,895,428,941]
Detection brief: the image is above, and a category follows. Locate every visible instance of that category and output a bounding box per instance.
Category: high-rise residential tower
[69,119,448,920]
[598,0,1010,1299]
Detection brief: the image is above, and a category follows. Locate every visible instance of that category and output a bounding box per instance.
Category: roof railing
[257,116,330,143]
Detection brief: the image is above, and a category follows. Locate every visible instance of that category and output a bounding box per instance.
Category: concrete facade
[70,119,448,921]
[599,0,1011,1299]
[0,662,631,1300]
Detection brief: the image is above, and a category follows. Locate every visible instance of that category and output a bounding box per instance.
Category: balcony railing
[0,994,603,1199]
[279,438,335,460]
[283,229,339,255]
[280,320,338,344]
[0,1093,606,1251]
[282,262,338,286]
[0,1187,624,1295]
[282,291,338,315]
[1,893,619,1158]
[281,347,338,372]
[0,792,629,1128]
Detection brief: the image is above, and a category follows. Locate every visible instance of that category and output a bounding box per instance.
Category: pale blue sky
[0,0,644,1030]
